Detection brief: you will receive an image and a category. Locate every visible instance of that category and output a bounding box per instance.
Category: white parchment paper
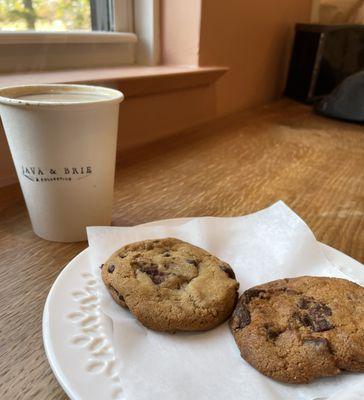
[87,201,364,400]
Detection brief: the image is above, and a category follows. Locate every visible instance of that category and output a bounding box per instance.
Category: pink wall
[199,0,312,115]
[161,0,201,66]
[318,0,364,23]
[116,84,217,151]
[0,0,312,186]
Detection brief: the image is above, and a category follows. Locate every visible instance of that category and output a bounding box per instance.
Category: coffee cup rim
[0,84,124,108]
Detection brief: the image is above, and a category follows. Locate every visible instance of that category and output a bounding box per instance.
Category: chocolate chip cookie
[102,238,239,332]
[230,276,364,383]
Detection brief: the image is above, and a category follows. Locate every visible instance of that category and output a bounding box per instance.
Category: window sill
[0,65,228,98]
[0,31,137,44]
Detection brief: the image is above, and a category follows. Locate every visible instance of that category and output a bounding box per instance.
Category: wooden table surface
[0,99,363,399]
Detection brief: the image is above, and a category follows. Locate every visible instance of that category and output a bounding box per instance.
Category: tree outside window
[0,0,92,31]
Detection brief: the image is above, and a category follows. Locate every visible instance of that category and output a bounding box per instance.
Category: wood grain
[0,99,363,399]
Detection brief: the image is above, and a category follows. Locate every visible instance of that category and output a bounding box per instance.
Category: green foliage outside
[0,0,91,31]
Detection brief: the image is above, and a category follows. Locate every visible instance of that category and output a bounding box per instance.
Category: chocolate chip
[301,314,312,327]
[244,289,268,303]
[296,297,333,332]
[244,287,297,303]
[298,297,332,316]
[138,263,158,274]
[131,260,150,269]
[292,311,303,322]
[150,274,166,284]
[265,325,281,340]
[303,337,330,348]
[267,329,280,340]
[312,303,332,317]
[108,285,127,307]
[298,297,311,309]
[231,301,251,329]
[186,259,198,266]
[108,264,115,273]
[294,311,334,332]
[132,261,166,285]
[100,263,104,269]
[219,264,236,280]
[311,318,333,332]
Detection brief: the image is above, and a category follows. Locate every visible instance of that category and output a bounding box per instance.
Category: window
[0,0,159,72]
[0,0,93,32]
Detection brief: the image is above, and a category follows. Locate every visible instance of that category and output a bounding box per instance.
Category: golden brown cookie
[230,276,364,383]
[102,238,239,332]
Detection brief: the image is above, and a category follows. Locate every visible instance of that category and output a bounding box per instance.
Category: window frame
[0,31,137,44]
[0,0,160,72]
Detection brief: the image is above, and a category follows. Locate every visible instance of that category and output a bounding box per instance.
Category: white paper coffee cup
[0,84,124,242]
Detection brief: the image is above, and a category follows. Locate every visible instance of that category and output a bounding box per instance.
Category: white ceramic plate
[43,240,364,400]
